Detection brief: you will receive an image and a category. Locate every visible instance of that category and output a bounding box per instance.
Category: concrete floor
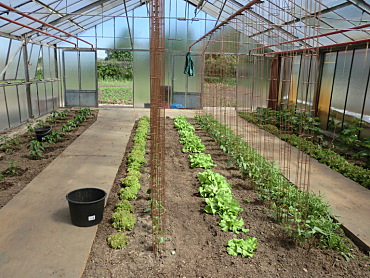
[0,107,368,278]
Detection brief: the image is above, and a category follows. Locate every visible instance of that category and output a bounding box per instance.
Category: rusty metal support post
[150,0,166,256]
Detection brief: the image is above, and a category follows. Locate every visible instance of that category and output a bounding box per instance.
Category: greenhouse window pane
[80,52,97,91]
[37,83,47,115]
[133,51,150,107]
[0,88,9,131]
[17,85,29,122]
[5,40,22,80]
[329,50,354,131]
[64,51,79,90]
[4,86,20,127]
[318,52,337,129]
[345,49,370,122]
[30,83,40,117]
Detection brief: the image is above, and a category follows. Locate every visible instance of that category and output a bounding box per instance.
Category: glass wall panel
[329,50,353,131]
[17,85,29,122]
[345,49,370,126]
[362,83,370,138]
[5,40,22,80]
[297,55,311,109]
[16,50,25,80]
[28,44,41,79]
[4,86,20,127]
[46,82,54,111]
[49,48,56,78]
[43,47,51,79]
[64,51,79,90]
[0,88,9,131]
[279,57,292,108]
[37,83,47,115]
[0,37,10,81]
[289,55,301,104]
[80,52,96,91]
[318,52,337,129]
[53,81,60,108]
[133,51,150,107]
[30,83,40,117]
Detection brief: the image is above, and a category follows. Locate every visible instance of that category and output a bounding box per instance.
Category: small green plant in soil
[4,161,19,175]
[188,153,216,169]
[227,237,258,258]
[115,200,135,213]
[27,140,45,159]
[112,210,136,231]
[107,232,129,249]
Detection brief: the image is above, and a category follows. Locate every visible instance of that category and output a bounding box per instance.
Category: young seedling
[4,161,19,175]
[27,140,45,159]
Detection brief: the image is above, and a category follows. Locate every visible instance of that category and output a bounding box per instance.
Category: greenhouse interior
[0,0,370,277]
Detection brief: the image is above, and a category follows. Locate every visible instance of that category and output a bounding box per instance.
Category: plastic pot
[34,126,52,141]
[66,188,106,227]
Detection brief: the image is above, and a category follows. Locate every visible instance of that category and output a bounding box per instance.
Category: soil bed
[83,118,370,278]
[0,109,98,208]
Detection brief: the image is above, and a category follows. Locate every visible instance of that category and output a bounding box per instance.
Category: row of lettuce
[107,116,149,249]
[195,114,353,260]
[174,115,258,258]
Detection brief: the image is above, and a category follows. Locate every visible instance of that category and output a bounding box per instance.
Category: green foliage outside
[204,54,236,85]
[98,50,132,81]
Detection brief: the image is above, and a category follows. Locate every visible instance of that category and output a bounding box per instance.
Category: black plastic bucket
[34,126,52,141]
[66,188,107,227]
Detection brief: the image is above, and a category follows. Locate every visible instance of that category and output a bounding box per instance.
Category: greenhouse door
[171,54,202,108]
[63,50,98,107]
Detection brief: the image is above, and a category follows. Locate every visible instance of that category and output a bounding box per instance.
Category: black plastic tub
[66,188,107,227]
[34,126,52,141]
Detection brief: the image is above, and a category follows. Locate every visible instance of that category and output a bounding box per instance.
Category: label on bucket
[88,215,96,221]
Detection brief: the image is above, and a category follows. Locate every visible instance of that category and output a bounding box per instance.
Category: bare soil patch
[83,118,370,278]
[0,109,98,208]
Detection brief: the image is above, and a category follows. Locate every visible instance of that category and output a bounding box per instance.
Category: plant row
[174,115,258,258]
[107,116,149,249]
[196,114,353,260]
[0,108,92,161]
[26,108,92,159]
[239,110,370,189]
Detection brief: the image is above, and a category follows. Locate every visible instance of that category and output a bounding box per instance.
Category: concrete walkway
[210,109,370,252]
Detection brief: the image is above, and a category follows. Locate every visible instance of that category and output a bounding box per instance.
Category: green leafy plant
[219,214,249,234]
[107,232,129,249]
[4,161,19,175]
[115,200,135,213]
[120,186,139,201]
[27,140,45,159]
[188,153,216,169]
[227,237,258,257]
[112,211,136,231]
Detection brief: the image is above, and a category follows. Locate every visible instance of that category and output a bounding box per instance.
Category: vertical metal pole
[22,37,33,119]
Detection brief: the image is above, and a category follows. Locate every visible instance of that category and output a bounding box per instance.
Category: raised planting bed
[0,108,98,208]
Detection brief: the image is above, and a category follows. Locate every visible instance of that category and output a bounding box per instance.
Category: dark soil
[0,109,98,208]
[83,118,370,278]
